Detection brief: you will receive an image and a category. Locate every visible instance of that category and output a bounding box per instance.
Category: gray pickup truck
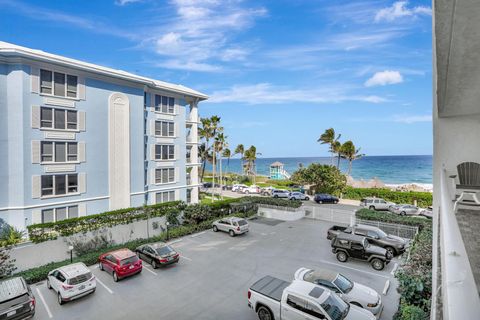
[327,224,407,256]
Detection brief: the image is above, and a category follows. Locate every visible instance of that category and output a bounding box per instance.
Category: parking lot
[32,217,400,320]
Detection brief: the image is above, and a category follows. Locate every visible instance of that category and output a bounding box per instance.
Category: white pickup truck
[248,276,375,320]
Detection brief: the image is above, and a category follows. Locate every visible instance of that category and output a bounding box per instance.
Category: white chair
[450,162,480,212]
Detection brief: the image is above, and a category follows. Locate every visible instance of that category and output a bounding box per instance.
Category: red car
[98,248,142,282]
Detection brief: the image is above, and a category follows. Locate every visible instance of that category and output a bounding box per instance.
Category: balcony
[436,168,480,318]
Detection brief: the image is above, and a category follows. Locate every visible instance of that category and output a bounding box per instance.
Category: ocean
[206,155,432,185]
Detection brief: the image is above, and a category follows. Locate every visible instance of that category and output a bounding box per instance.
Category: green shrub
[343,187,432,207]
[356,209,431,230]
[241,196,302,208]
[395,303,428,320]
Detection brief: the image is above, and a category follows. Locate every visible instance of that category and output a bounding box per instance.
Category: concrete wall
[304,206,355,225]
[11,215,168,272]
[257,205,305,221]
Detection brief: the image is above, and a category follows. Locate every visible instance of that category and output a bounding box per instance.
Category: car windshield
[320,294,349,320]
[120,255,139,266]
[376,229,387,238]
[156,246,174,256]
[237,220,248,226]
[333,274,354,294]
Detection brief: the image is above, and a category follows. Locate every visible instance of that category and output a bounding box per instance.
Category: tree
[209,116,222,202]
[291,163,347,196]
[214,132,227,200]
[341,141,365,175]
[198,118,213,181]
[222,148,231,178]
[332,140,343,169]
[318,128,341,166]
[234,144,245,174]
[243,145,260,184]
[0,246,15,279]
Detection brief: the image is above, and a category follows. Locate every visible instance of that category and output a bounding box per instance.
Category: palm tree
[234,144,245,175]
[341,141,365,175]
[214,132,227,199]
[332,140,342,169]
[243,145,260,184]
[198,118,213,181]
[318,128,341,165]
[222,148,231,182]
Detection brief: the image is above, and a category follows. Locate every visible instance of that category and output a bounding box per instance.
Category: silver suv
[212,217,249,236]
[360,197,395,211]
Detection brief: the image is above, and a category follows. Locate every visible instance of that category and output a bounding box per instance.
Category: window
[40,69,77,98]
[287,295,325,319]
[155,121,175,137]
[187,188,192,203]
[155,191,175,203]
[41,174,78,197]
[40,107,78,130]
[154,95,175,113]
[41,205,78,223]
[41,142,78,163]
[155,168,175,184]
[155,145,175,160]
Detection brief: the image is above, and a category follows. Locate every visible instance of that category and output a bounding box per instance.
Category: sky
[0,0,432,158]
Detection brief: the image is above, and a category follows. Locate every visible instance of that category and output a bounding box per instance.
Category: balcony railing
[438,168,480,319]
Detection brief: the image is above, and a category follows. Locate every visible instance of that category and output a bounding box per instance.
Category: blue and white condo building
[0,42,207,230]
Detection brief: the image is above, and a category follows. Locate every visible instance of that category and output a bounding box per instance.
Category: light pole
[166,222,170,241]
[68,245,74,263]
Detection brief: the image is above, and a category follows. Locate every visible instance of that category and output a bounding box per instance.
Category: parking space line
[390,263,398,275]
[180,255,192,261]
[95,277,114,294]
[35,287,53,319]
[191,231,206,238]
[143,265,158,276]
[383,280,391,295]
[320,260,391,279]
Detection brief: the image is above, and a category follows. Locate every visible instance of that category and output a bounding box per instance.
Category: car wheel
[58,293,64,305]
[369,206,375,210]
[334,200,338,204]
[113,272,119,282]
[305,197,310,201]
[152,260,158,269]
[229,230,235,237]
[274,195,278,198]
[257,306,274,320]
[245,191,250,195]
[371,258,385,271]
[336,251,348,262]
[46,279,51,289]
[213,225,218,232]
[401,211,406,216]
[385,246,396,256]
[318,200,323,204]
[99,262,104,271]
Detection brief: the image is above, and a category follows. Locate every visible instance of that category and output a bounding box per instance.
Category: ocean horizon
[205,155,433,185]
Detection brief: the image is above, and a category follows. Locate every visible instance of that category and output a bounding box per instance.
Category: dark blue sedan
[314,193,339,204]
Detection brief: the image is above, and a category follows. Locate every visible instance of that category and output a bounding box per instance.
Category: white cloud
[148,0,267,72]
[207,83,387,105]
[393,114,431,124]
[364,70,403,87]
[115,0,142,5]
[375,1,431,22]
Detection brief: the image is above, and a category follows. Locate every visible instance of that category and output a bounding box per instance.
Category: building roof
[0,41,208,100]
[270,161,284,167]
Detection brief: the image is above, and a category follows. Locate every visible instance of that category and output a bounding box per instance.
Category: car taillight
[160,259,168,263]
[174,253,179,259]
[248,290,251,300]
[62,284,74,290]
[29,297,35,309]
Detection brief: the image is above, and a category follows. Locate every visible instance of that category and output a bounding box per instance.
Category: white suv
[360,197,395,211]
[47,262,96,305]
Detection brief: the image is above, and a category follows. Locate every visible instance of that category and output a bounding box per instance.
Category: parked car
[212,217,249,236]
[360,197,395,211]
[294,267,383,318]
[314,193,339,204]
[202,182,220,188]
[260,186,275,196]
[271,189,290,198]
[135,242,180,268]
[419,207,433,219]
[242,185,261,195]
[389,204,419,216]
[0,277,35,319]
[331,233,393,270]
[99,248,142,282]
[327,224,407,256]
[288,191,310,201]
[248,276,375,320]
[232,184,248,192]
[47,262,96,305]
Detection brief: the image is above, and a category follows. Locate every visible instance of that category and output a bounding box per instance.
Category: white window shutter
[78,142,86,162]
[151,144,156,161]
[32,176,41,198]
[78,76,86,100]
[150,120,156,136]
[78,203,87,217]
[151,169,156,185]
[79,173,86,193]
[78,111,86,131]
[30,66,39,93]
[31,105,40,129]
[31,140,41,164]
[31,209,42,224]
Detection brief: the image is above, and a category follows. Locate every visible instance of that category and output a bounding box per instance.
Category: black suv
[331,233,393,270]
[314,193,339,204]
[0,277,35,319]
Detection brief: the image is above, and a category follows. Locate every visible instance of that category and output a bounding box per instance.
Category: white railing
[439,168,480,319]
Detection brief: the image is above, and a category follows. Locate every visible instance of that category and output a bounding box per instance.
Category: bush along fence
[344,186,433,207]
[356,209,432,320]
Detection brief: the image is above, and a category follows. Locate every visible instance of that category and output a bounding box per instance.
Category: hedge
[16,210,257,284]
[356,210,432,319]
[344,187,432,207]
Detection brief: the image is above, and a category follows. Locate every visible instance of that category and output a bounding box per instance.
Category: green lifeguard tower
[270,161,291,180]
